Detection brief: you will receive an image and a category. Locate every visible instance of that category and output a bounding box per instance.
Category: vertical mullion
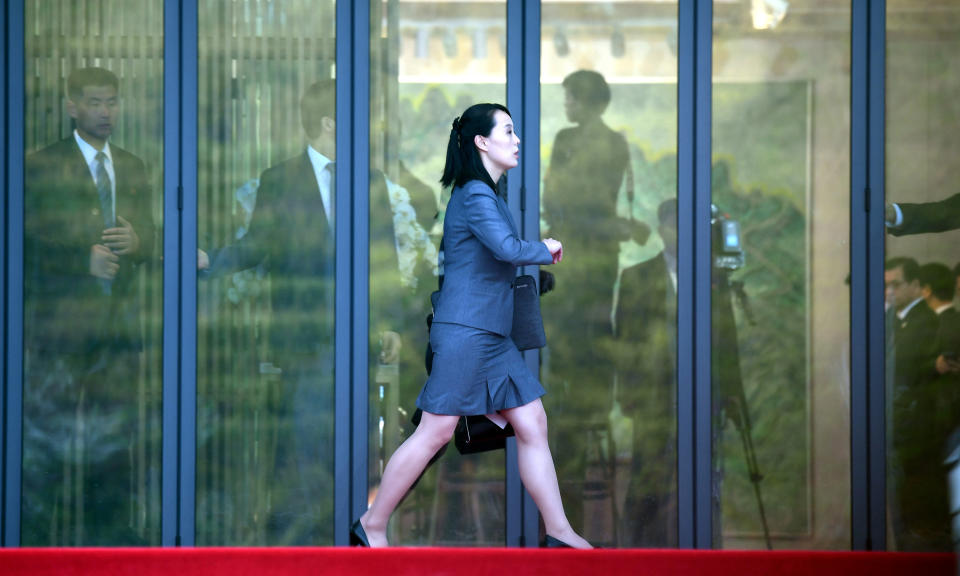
[345,0,362,547]
[0,0,7,547]
[849,0,870,551]
[505,0,526,548]
[179,0,198,548]
[693,0,714,549]
[161,0,181,548]
[4,0,25,549]
[519,0,543,548]
[867,0,887,551]
[676,0,696,550]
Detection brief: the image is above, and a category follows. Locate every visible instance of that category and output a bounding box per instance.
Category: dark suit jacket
[432,180,552,337]
[24,136,155,357]
[210,151,401,360]
[615,253,676,404]
[891,192,960,236]
[892,301,940,454]
[936,307,960,359]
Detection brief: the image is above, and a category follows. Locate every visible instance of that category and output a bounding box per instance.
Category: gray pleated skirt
[416,321,546,416]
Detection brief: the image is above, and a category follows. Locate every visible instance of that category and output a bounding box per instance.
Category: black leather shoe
[543,534,573,548]
[350,519,370,547]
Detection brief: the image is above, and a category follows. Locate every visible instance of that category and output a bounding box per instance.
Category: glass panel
[367,0,507,546]
[22,0,164,546]
[540,2,679,548]
[196,0,337,545]
[884,0,960,553]
[711,0,851,549]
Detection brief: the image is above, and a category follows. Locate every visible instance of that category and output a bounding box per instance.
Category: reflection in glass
[884,0,960,552]
[712,0,851,549]
[540,2,678,548]
[367,1,507,546]
[22,1,164,546]
[196,0,337,545]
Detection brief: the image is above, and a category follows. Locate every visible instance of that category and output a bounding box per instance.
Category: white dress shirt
[306,145,334,223]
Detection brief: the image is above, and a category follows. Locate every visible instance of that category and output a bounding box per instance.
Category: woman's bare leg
[359,411,459,547]
[500,398,592,549]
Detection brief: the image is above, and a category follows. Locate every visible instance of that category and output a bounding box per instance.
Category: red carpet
[0,548,954,576]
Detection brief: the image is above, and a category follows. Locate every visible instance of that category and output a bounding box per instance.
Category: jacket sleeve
[208,169,281,275]
[891,192,960,236]
[24,147,91,278]
[462,183,553,266]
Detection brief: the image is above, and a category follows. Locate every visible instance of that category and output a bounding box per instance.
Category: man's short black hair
[301,79,336,140]
[562,70,611,115]
[885,256,920,284]
[67,67,119,101]
[919,262,956,302]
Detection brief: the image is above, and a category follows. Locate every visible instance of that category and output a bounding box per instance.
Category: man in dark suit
[199,79,407,544]
[886,193,960,236]
[614,198,678,547]
[885,257,945,550]
[22,67,156,545]
[918,263,960,454]
[918,263,960,379]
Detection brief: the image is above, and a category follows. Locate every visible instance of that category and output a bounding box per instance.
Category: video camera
[712,204,744,271]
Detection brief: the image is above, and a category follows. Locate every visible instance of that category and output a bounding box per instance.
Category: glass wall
[21,0,165,545]
[711,0,851,549]
[9,0,953,552]
[539,1,679,548]
[884,0,960,553]
[195,0,338,545]
[366,0,508,547]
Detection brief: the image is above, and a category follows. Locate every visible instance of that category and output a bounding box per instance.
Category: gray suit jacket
[433,179,553,336]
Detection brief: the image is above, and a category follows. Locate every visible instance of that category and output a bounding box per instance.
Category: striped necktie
[95,151,115,294]
[95,151,115,227]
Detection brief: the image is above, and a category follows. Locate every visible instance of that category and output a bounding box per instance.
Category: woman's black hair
[440,102,511,191]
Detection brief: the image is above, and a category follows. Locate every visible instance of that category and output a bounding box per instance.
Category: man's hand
[90,244,120,280]
[936,354,960,374]
[885,203,897,226]
[102,215,140,255]
[198,249,210,270]
[379,330,402,364]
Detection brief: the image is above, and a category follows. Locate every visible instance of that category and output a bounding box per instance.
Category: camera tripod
[713,269,772,550]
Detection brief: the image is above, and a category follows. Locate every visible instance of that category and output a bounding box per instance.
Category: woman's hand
[542,238,563,264]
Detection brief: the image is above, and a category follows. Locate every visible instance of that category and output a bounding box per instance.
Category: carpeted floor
[0,548,954,576]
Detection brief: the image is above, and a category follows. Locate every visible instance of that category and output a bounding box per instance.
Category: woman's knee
[510,402,548,443]
[418,413,459,449]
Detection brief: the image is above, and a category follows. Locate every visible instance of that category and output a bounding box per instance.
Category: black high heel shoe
[350,519,370,547]
[543,534,573,548]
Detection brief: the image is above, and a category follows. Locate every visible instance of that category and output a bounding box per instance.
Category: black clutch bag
[510,274,546,351]
[454,414,515,455]
[410,410,515,455]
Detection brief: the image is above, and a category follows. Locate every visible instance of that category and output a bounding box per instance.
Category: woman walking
[352,103,591,549]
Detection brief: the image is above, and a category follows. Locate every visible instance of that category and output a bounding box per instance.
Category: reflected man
[23,67,156,545]
[614,198,679,547]
[885,257,944,550]
[199,79,411,543]
[201,79,339,543]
